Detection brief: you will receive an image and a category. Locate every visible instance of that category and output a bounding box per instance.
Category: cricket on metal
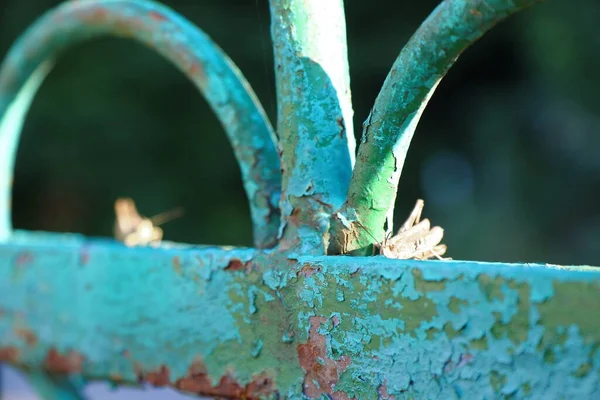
[113,197,183,247]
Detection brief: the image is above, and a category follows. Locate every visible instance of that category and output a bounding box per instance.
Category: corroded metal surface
[0,1,594,399]
[331,0,546,254]
[270,0,355,252]
[1,231,599,399]
[0,0,281,248]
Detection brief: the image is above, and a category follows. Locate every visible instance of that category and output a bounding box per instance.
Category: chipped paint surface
[270,0,354,252]
[0,1,595,399]
[0,0,281,248]
[1,231,599,399]
[333,0,547,253]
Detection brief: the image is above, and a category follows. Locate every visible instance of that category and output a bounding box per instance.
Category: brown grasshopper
[376,199,449,260]
[113,197,183,247]
[356,199,449,260]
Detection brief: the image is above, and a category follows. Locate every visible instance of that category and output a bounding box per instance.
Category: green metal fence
[0,1,599,399]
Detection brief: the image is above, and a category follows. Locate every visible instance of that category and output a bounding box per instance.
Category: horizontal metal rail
[1,231,599,399]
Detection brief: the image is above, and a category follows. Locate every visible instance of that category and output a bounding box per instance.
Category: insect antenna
[150,207,185,226]
[351,219,389,255]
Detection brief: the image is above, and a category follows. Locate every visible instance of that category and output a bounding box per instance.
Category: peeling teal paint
[0,0,593,399]
[270,0,354,251]
[1,232,599,398]
[0,0,281,248]
[331,0,547,253]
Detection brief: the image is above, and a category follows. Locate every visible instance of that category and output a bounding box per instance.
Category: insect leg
[398,199,425,233]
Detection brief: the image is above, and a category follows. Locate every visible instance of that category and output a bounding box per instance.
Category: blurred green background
[1,0,599,265]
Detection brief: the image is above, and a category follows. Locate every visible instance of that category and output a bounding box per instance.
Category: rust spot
[80,7,109,24]
[188,360,207,375]
[298,264,319,277]
[125,357,278,398]
[285,207,303,228]
[331,315,340,328]
[15,328,37,346]
[332,392,355,400]
[174,360,275,399]
[15,252,33,267]
[457,353,473,368]
[0,347,19,363]
[79,248,90,265]
[44,348,84,374]
[297,316,351,398]
[146,365,170,387]
[166,41,207,83]
[378,380,397,400]
[470,9,483,17]
[172,256,182,274]
[186,62,205,80]
[148,11,167,21]
[225,258,246,271]
[13,252,33,280]
[244,373,274,396]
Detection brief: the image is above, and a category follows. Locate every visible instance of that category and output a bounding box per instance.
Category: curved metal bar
[0,0,282,248]
[330,0,545,254]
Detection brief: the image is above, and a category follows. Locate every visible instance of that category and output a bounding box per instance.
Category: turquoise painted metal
[1,0,599,399]
[329,0,546,254]
[270,0,355,253]
[1,233,599,398]
[0,0,282,249]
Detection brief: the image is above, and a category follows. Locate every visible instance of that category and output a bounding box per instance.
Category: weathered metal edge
[1,230,599,399]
